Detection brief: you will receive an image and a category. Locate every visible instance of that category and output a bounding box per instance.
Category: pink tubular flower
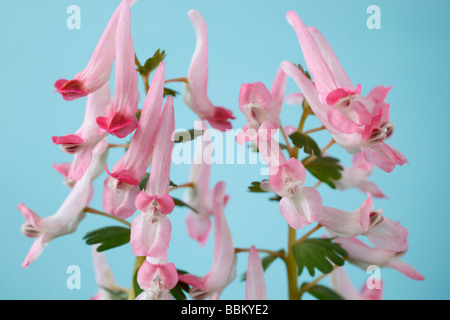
[136,259,178,300]
[236,68,287,144]
[333,153,387,198]
[330,267,383,300]
[52,162,76,188]
[91,245,127,300]
[54,0,136,101]
[179,182,236,300]
[102,62,166,219]
[281,11,408,173]
[130,96,175,258]
[183,9,235,131]
[184,122,215,246]
[96,0,139,138]
[245,246,267,300]
[52,83,111,181]
[321,192,408,252]
[335,237,425,281]
[18,140,108,268]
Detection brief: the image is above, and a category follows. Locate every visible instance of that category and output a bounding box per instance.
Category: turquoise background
[1,0,448,299]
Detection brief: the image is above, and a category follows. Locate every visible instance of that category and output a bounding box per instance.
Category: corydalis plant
[18,1,423,301]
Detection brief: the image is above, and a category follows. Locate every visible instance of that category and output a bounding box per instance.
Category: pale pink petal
[130,214,172,258]
[137,261,178,290]
[279,187,322,230]
[186,211,212,247]
[270,68,288,117]
[245,246,267,300]
[285,92,304,106]
[366,217,409,252]
[388,260,425,281]
[362,142,408,173]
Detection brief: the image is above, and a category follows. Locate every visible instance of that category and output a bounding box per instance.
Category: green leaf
[304,156,343,189]
[164,87,179,97]
[170,180,178,187]
[174,129,203,143]
[140,49,167,76]
[302,284,344,300]
[247,181,268,193]
[172,197,198,214]
[269,195,282,202]
[289,132,322,157]
[83,226,131,252]
[292,238,348,277]
[170,269,190,300]
[241,250,285,281]
[139,173,150,191]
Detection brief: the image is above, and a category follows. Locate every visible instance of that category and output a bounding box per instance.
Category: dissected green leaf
[139,173,150,191]
[302,284,344,300]
[289,132,322,157]
[292,238,348,277]
[139,49,167,76]
[247,181,268,193]
[304,156,343,189]
[172,197,198,214]
[83,226,131,252]
[174,129,203,143]
[241,250,285,281]
[164,87,179,97]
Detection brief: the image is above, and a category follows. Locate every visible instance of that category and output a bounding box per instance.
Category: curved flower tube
[52,83,111,181]
[102,62,165,219]
[184,122,215,246]
[245,246,267,300]
[330,266,383,300]
[321,192,408,252]
[179,182,236,300]
[335,237,424,281]
[18,140,108,268]
[54,0,137,101]
[130,96,175,258]
[333,153,387,198]
[183,9,235,131]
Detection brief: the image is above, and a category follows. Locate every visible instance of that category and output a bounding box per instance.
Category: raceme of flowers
[19,1,423,301]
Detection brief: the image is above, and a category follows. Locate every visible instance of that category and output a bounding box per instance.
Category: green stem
[84,207,131,228]
[286,226,299,300]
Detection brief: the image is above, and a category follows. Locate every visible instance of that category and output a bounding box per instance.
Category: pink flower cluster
[18,2,423,300]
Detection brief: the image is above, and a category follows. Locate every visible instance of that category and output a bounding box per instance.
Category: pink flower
[281,11,408,173]
[18,140,108,268]
[330,267,383,300]
[136,259,178,300]
[179,182,236,300]
[55,0,139,138]
[102,62,166,219]
[285,92,305,106]
[335,237,424,281]
[321,192,408,252]
[183,10,235,131]
[184,122,214,246]
[52,162,76,188]
[333,153,387,198]
[130,96,175,258]
[90,245,126,300]
[52,83,110,181]
[245,246,267,300]
[236,68,287,144]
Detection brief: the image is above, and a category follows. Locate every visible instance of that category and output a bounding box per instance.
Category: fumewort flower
[333,153,387,198]
[91,245,127,300]
[183,10,235,131]
[236,68,287,144]
[136,257,178,300]
[130,96,175,258]
[321,192,408,252]
[52,83,111,181]
[335,237,424,281]
[179,182,236,299]
[281,11,408,173]
[330,266,383,300]
[103,62,166,219]
[184,122,215,246]
[55,0,139,138]
[18,140,108,268]
[245,246,267,300]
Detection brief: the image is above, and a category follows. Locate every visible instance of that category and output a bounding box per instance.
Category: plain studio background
[0,0,448,299]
